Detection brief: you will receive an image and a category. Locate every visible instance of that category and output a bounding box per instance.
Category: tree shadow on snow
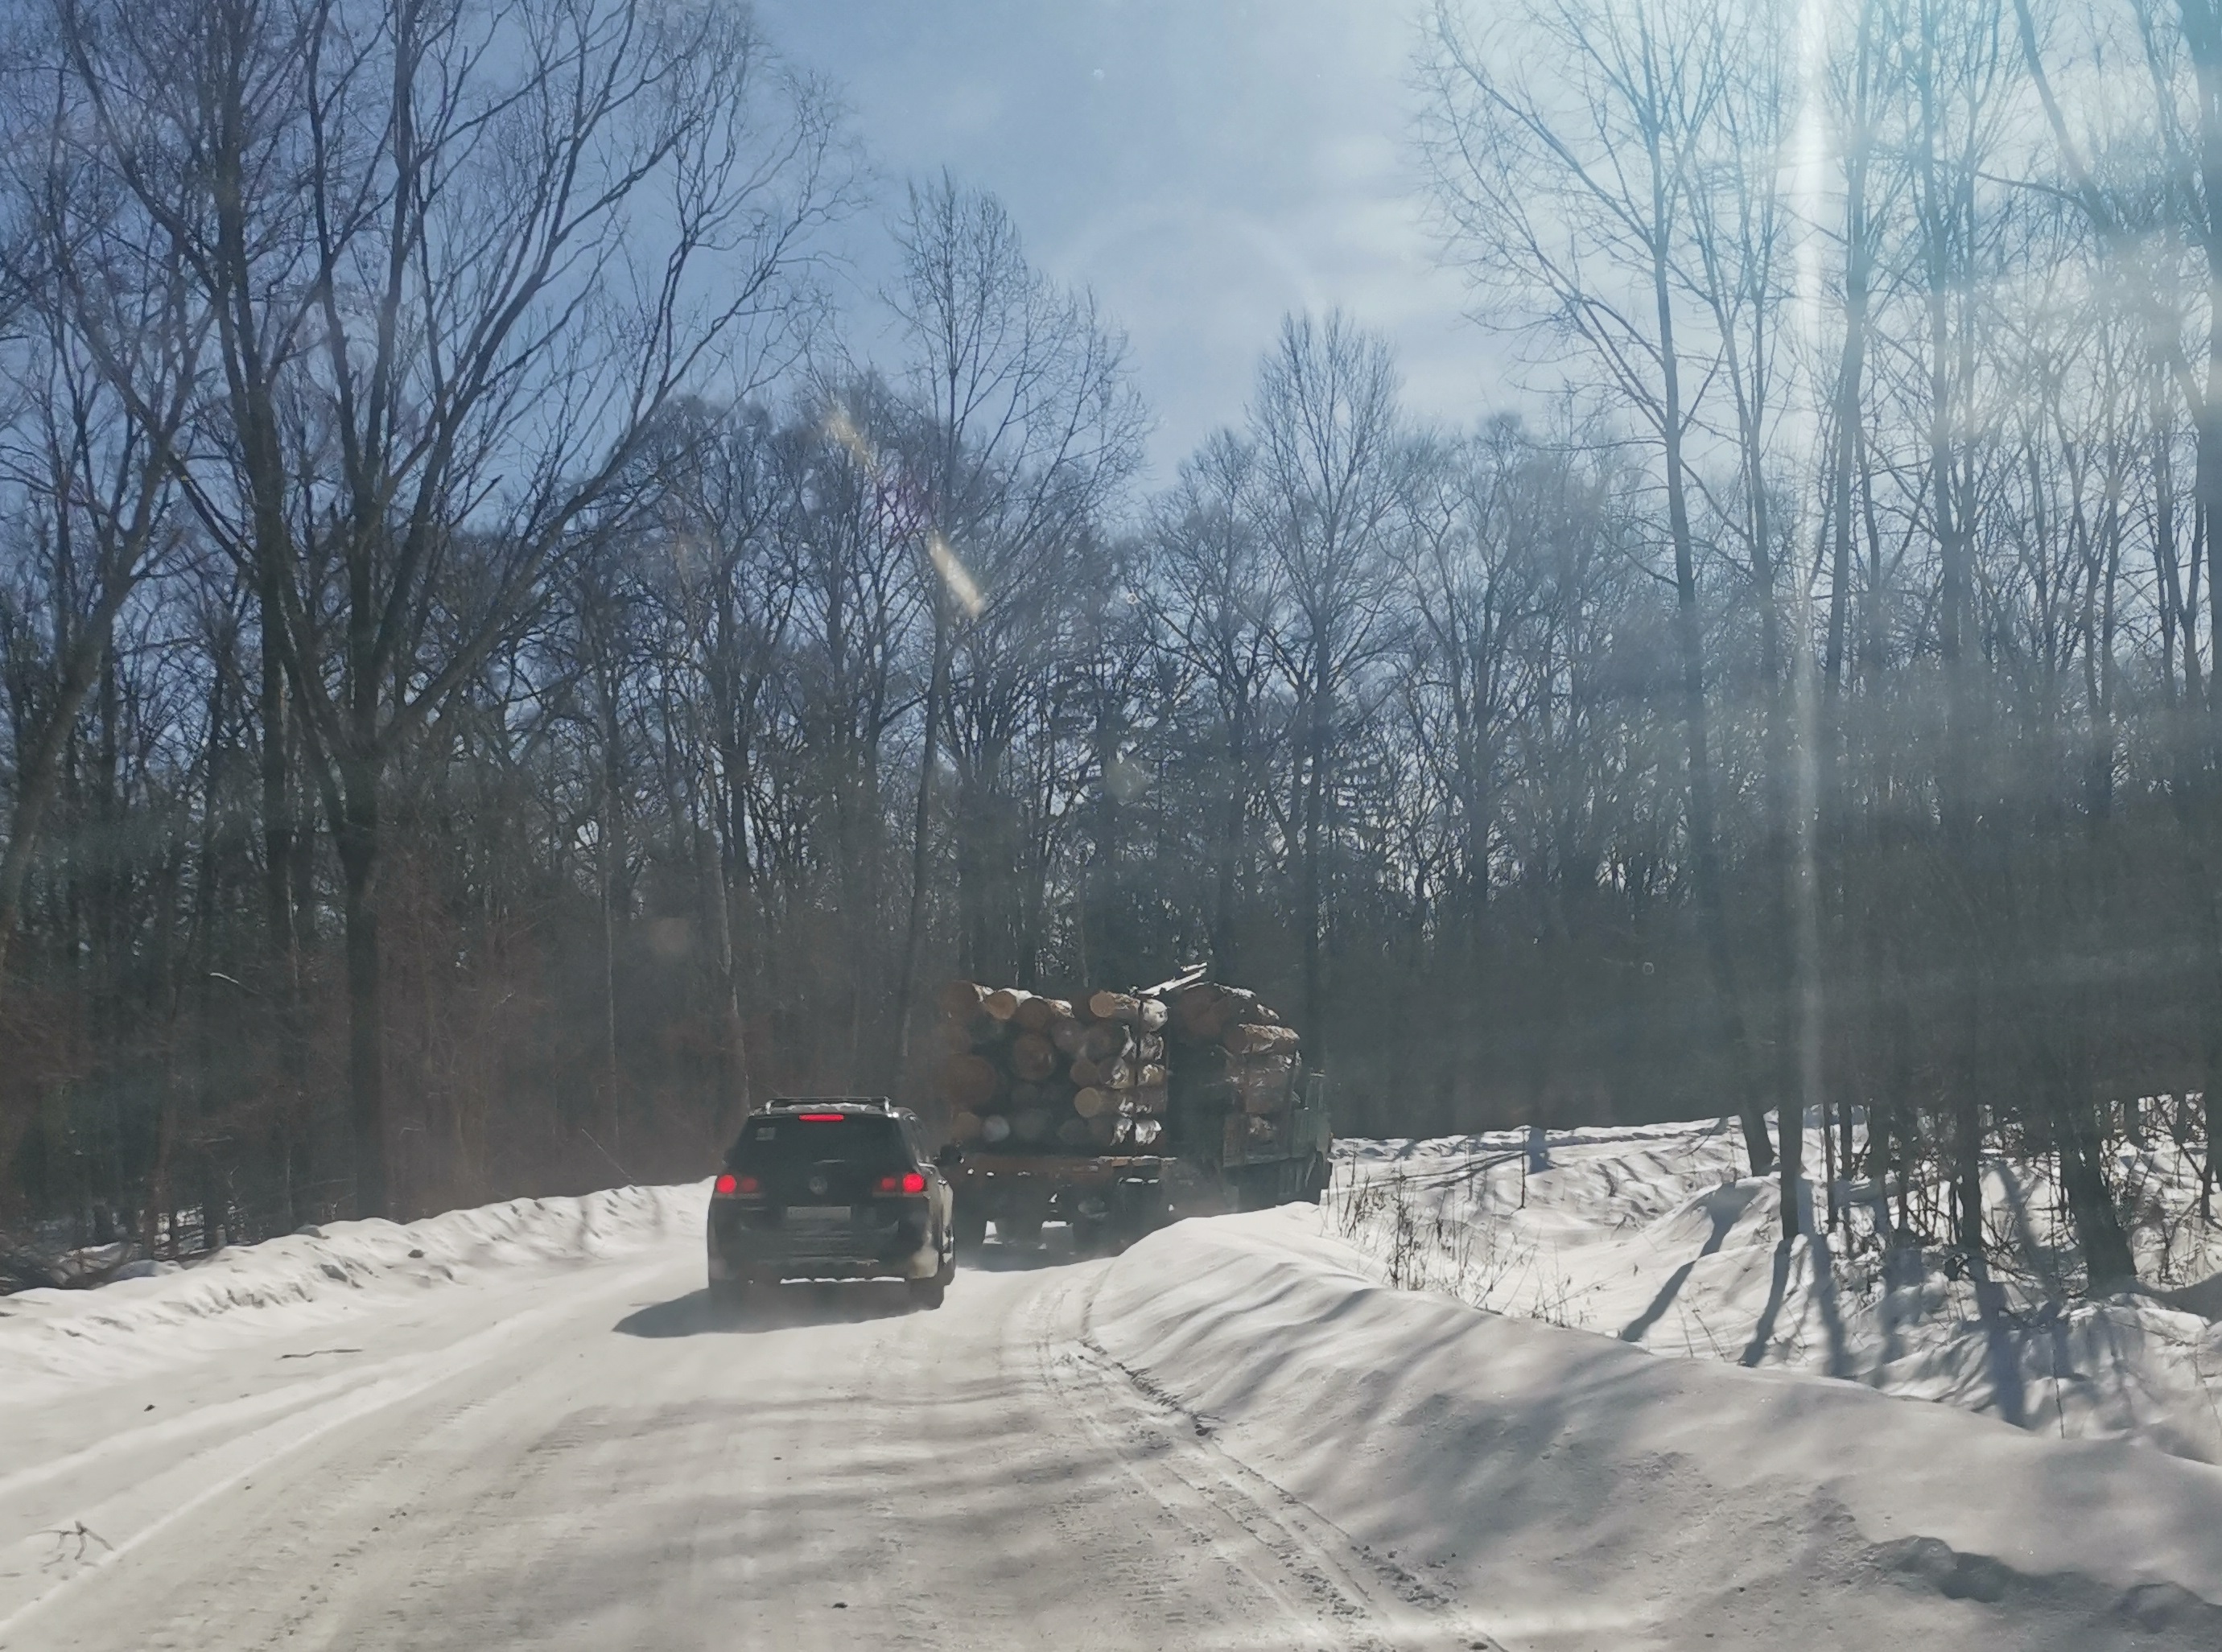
[1741,1236,1796,1366]
[1620,1180,1758,1345]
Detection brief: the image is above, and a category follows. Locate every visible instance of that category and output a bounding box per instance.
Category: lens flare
[823,402,881,478]
[929,532,985,618]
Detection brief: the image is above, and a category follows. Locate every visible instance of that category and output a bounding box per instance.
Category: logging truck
[933,971,1335,1254]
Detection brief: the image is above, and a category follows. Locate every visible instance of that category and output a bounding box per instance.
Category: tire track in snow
[1026,1264,1503,1652]
[0,1253,677,1645]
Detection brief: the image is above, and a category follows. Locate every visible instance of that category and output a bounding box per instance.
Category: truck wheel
[997,1213,1042,1246]
[708,1275,752,1311]
[1125,1207,1165,1249]
[1301,1153,1330,1204]
[1070,1216,1107,1258]
[907,1277,946,1309]
[954,1203,987,1251]
[1118,1186,1169,1243]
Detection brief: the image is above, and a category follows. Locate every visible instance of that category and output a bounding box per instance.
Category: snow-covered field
[1327,1121,2222,1462]
[6,1153,2222,1649]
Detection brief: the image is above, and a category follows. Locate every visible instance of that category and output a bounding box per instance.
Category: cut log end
[1012,995,1070,1033]
[1010,1032,1059,1082]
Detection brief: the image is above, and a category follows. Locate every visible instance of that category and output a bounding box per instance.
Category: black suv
[707,1098,958,1307]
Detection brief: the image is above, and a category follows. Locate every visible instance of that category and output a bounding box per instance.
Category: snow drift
[1092,1206,2222,1651]
[0,1182,703,1403]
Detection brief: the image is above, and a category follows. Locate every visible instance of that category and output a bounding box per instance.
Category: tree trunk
[254,573,311,1226]
[336,756,387,1221]
[195,663,230,1248]
[598,661,626,1153]
[1820,163,1870,1226]
[1212,707,1247,975]
[698,811,751,1130]
[1647,164,1775,1177]
[1300,660,1331,1062]
[894,599,950,1074]
[1914,21,1984,1251]
[2059,1092,2136,1287]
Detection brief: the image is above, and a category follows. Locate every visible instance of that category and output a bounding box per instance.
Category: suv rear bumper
[708,1210,940,1283]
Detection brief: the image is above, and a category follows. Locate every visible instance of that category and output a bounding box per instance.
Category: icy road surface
[9,1186,2222,1650]
[1,1214,1486,1652]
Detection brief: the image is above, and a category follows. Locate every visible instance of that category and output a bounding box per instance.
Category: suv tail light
[712,1173,761,1197]
[876,1171,928,1196]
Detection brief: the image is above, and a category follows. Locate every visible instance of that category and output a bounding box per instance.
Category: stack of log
[937,982,1173,1152]
[1163,979,1302,1150]
[935,972,1304,1158]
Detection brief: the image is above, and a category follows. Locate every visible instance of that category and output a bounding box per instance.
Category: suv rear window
[728,1114,910,1176]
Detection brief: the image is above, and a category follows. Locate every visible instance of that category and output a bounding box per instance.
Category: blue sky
[756,0,1507,480]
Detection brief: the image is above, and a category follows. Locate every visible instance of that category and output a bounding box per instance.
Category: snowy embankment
[0,1183,702,1403]
[1094,1209,2222,1650]
[1330,1122,2222,1464]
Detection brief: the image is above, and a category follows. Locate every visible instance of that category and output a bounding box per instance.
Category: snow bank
[1331,1122,2222,1464]
[1094,1209,2222,1651]
[0,1183,703,1402]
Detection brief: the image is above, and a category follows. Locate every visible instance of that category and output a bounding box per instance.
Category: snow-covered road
[10,1187,2222,1650]
[2,1221,1483,1652]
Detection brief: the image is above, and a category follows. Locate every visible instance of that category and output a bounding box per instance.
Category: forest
[2,0,2217,1296]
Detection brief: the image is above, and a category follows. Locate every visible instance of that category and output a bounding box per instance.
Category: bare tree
[1421,0,1779,1175]
[39,0,847,1215]
[885,174,1143,1058]
[0,233,201,989]
[1150,430,1288,976]
[1248,311,1413,1052]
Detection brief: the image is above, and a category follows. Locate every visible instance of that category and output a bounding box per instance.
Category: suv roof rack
[763,1096,897,1114]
